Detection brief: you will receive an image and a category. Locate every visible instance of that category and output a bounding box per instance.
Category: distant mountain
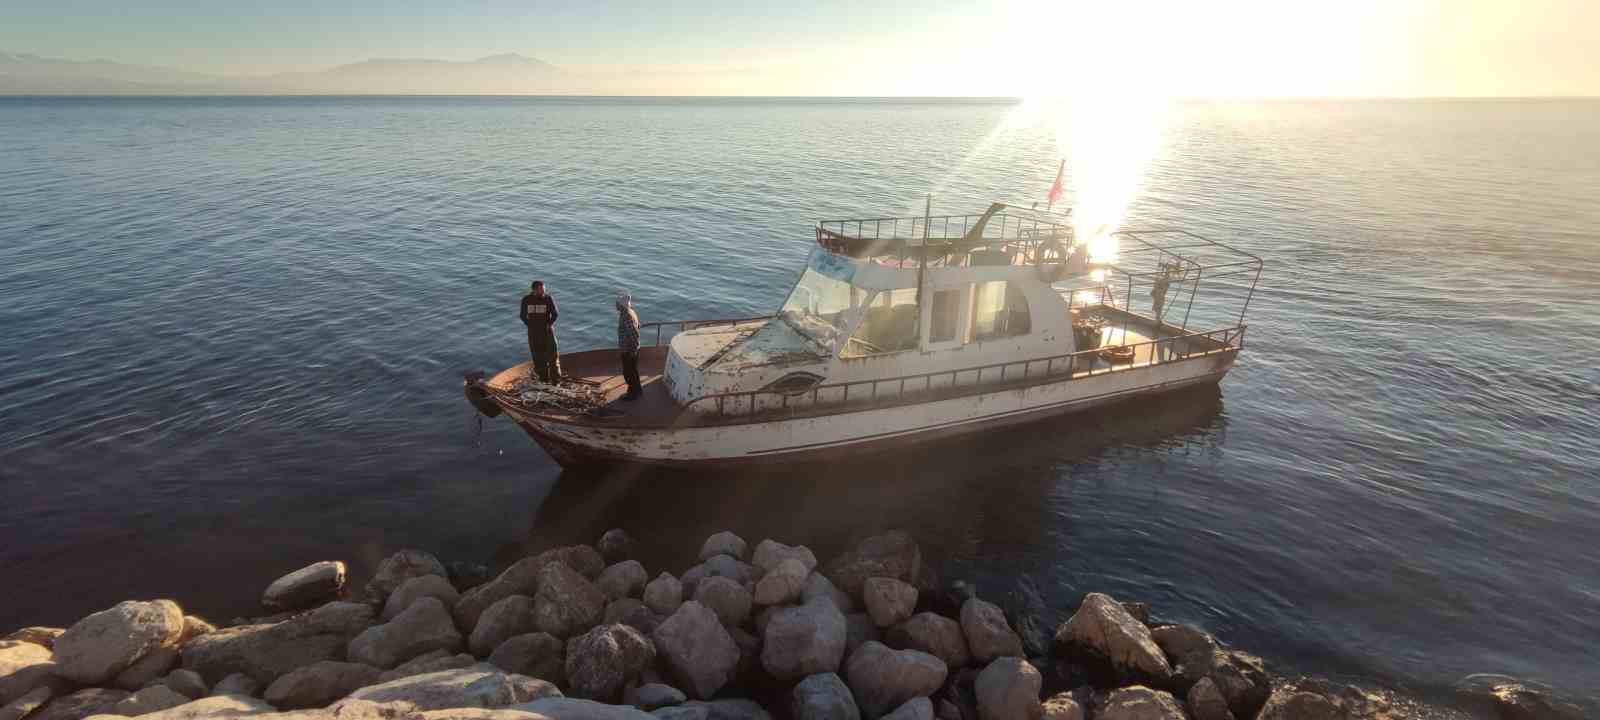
[0,51,566,95]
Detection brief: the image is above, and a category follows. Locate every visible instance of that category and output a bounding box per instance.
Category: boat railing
[679,324,1246,423]
[639,316,772,347]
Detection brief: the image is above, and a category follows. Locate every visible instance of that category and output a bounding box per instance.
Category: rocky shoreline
[0,530,1582,720]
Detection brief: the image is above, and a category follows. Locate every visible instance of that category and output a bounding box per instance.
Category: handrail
[677,324,1245,423]
[639,316,772,347]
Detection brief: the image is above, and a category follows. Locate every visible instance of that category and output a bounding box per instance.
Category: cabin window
[929,289,963,343]
[779,268,862,350]
[971,281,1031,340]
[843,288,920,357]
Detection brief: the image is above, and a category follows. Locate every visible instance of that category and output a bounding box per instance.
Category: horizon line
[3,93,1598,101]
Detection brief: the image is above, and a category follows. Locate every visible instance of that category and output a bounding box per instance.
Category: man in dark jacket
[616,290,643,401]
[520,280,560,383]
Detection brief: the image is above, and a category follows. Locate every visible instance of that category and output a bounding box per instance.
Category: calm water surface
[1,97,1597,707]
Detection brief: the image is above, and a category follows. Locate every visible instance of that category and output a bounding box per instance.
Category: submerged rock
[262,561,348,612]
[650,602,739,701]
[54,599,186,685]
[1454,674,1584,720]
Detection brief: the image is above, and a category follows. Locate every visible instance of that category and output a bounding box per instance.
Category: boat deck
[488,346,680,426]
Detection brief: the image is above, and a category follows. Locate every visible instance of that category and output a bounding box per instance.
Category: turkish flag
[1047,159,1066,207]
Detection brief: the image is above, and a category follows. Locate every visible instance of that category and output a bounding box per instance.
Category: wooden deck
[488,346,684,426]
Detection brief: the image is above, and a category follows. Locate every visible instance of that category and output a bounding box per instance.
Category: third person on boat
[616,290,643,401]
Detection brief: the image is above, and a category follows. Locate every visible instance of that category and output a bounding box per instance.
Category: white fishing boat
[465,202,1262,468]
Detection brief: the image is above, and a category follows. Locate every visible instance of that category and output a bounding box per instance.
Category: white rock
[974,658,1041,720]
[262,562,347,612]
[54,600,186,685]
[347,597,464,669]
[752,559,808,606]
[386,575,463,621]
[751,541,817,574]
[698,533,747,562]
[862,579,917,629]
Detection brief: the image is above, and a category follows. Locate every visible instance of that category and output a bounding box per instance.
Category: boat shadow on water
[490,383,1228,574]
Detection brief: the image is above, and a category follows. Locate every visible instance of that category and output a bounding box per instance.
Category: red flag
[1046,159,1065,208]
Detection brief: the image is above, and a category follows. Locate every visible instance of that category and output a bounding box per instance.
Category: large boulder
[801,575,855,615]
[753,559,809,606]
[368,550,450,601]
[111,646,180,690]
[1051,594,1170,684]
[340,667,560,711]
[691,578,751,629]
[699,533,747,562]
[263,562,348,612]
[887,614,968,671]
[513,697,653,720]
[31,689,129,720]
[348,597,464,669]
[760,600,847,681]
[752,541,817,574]
[792,673,859,720]
[844,642,947,720]
[487,634,564,684]
[380,651,480,683]
[822,532,922,599]
[534,564,608,640]
[387,576,463,622]
[53,600,185,685]
[564,625,655,703]
[454,548,606,631]
[882,698,933,720]
[263,660,382,709]
[974,659,1039,720]
[1097,687,1185,720]
[641,575,683,617]
[650,602,738,701]
[596,530,635,564]
[182,601,375,685]
[470,596,539,657]
[596,563,648,602]
[959,600,1022,665]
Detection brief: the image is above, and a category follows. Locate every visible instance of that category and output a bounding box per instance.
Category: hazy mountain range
[0,51,571,95]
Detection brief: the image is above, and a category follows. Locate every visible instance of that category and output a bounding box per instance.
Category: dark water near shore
[1,97,1597,707]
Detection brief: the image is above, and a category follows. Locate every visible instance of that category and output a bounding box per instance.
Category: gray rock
[882,698,933,720]
[0,686,55,720]
[752,559,808,606]
[535,564,608,640]
[31,689,129,720]
[597,530,635,564]
[470,596,539,657]
[649,602,738,701]
[348,597,465,669]
[53,600,186,685]
[368,550,450,602]
[887,614,969,671]
[751,541,818,574]
[641,575,683,617]
[974,658,1039,720]
[564,625,656,703]
[602,600,660,635]
[486,634,564,684]
[791,673,859,720]
[263,660,382,709]
[760,601,847,681]
[110,686,197,716]
[1096,687,1184,720]
[596,563,648,602]
[381,651,481,683]
[513,698,652,720]
[1148,626,1214,664]
[165,669,210,699]
[678,567,707,600]
[1038,694,1082,720]
[1051,594,1170,683]
[341,667,559,711]
[801,574,854,615]
[3,629,64,650]
[454,547,605,632]
[387,576,463,622]
[210,674,260,698]
[700,557,759,587]
[262,562,348,612]
[182,601,375,686]
[862,579,917,629]
[631,684,685,711]
[821,532,922,598]
[844,614,879,657]
[844,642,947,720]
[959,600,1022,665]
[112,646,180,690]
[1185,678,1234,720]
[652,707,707,720]
[698,533,747,562]
[691,578,752,629]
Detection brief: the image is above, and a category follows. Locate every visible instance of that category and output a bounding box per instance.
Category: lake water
[1,96,1597,708]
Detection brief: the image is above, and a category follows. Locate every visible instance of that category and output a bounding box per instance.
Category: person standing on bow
[520,280,560,384]
[616,290,643,401]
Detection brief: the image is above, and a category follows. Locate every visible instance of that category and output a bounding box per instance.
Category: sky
[2,0,1597,97]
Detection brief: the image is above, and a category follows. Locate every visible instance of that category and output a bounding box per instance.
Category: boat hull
[506,350,1236,469]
